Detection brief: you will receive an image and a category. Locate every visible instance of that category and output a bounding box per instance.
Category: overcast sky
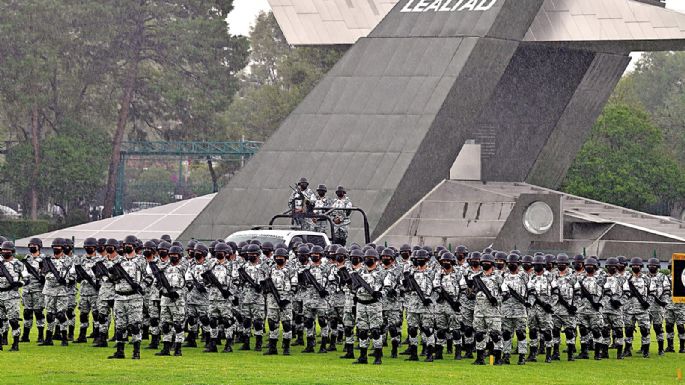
[228,0,685,36]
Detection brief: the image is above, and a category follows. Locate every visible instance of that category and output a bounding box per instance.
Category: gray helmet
[494,251,508,261]
[161,234,172,243]
[381,248,395,257]
[556,254,570,265]
[297,245,311,255]
[298,177,309,185]
[311,245,324,255]
[274,248,289,258]
[400,244,412,253]
[29,237,43,248]
[605,257,619,266]
[545,254,556,264]
[246,244,261,255]
[143,240,157,249]
[195,243,209,257]
[630,257,643,266]
[123,235,137,245]
[316,184,327,193]
[1,241,15,252]
[169,246,183,256]
[480,253,495,263]
[350,249,363,258]
[439,252,456,263]
[336,185,346,194]
[469,252,482,262]
[83,237,98,247]
[214,243,232,254]
[262,242,274,252]
[522,255,534,264]
[336,248,349,257]
[415,249,429,259]
[585,257,599,267]
[52,238,66,247]
[364,248,379,259]
[158,241,171,251]
[105,238,118,247]
[647,258,660,266]
[506,254,520,263]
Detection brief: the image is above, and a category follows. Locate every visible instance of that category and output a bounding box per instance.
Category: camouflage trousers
[96,298,115,334]
[460,304,476,346]
[66,291,77,327]
[209,300,234,339]
[161,300,186,344]
[44,295,70,331]
[0,298,21,337]
[148,299,161,336]
[577,313,604,345]
[186,303,209,333]
[78,295,98,330]
[304,301,329,338]
[602,313,625,346]
[552,314,577,347]
[624,312,651,345]
[502,316,528,355]
[267,303,293,340]
[434,308,461,347]
[474,314,502,351]
[356,301,383,349]
[383,309,403,343]
[650,308,665,342]
[240,302,265,336]
[343,296,356,345]
[407,311,435,348]
[114,297,143,343]
[528,307,553,348]
[665,305,685,340]
[327,305,344,341]
[21,291,45,329]
[292,299,304,333]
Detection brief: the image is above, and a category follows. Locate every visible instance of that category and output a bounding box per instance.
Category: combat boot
[146,334,159,349]
[391,340,399,358]
[434,344,443,360]
[108,342,125,359]
[93,332,108,348]
[641,343,650,358]
[203,338,218,353]
[446,339,453,355]
[527,346,538,362]
[74,327,88,343]
[493,350,503,365]
[405,345,419,361]
[424,345,434,362]
[658,340,665,356]
[575,343,589,359]
[282,339,291,356]
[464,343,474,359]
[39,330,54,346]
[622,343,632,357]
[567,344,576,361]
[132,341,141,360]
[517,353,526,365]
[399,344,412,355]
[254,335,263,352]
[617,344,624,360]
[373,348,383,365]
[222,338,233,353]
[293,330,304,346]
[155,341,172,356]
[472,349,485,365]
[338,331,344,343]
[302,335,315,353]
[68,325,75,341]
[340,343,355,359]
[142,326,149,341]
[184,331,197,348]
[60,330,69,346]
[546,346,553,363]
[52,327,60,342]
[10,337,19,351]
[263,338,278,355]
[21,327,30,343]
[538,340,544,355]
[318,336,328,353]
[680,339,685,353]
[174,342,183,356]
[665,338,675,353]
[420,342,426,356]
[353,347,368,364]
[551,343,560,360]
[454,345,462,360]
[328,336,337,352]
[239,334,250,351]
[37,327,44,344]
[502,353,510,365]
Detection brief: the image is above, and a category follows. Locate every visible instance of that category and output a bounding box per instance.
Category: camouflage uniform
[158,262,187,350]
[552,270,578,359]
[312,193,332,233]
[266,264,296,345]
[21,253,45,339]
[648,271,670,352]
[381,261,403,356]
[405,268,435,356]
[473,271,503,356]
[460,266,482,356]
[575,274,604,358]
[501,269,529,359]
[205,260,234,349]
[432,268,465,358]
[0,257,29,347]
[326,262,347,349]
[664,301,685,353]
[42,254,76,342]
[95,256,118,343]
[623,273,652,355]
[233,260,266,346]
[111,256,147,354]
[330,196,352,246]
[526,271,556,359]
[142,257,161,347]
[601,271,625,358]
[342,263,363,348]
[65,254,79,339]
[184,261,211,344]
[301,263,330,349]
[76,254,100,340]
[353,265,385,362]
[289,187,315,230]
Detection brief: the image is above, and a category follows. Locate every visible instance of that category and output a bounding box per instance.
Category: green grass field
[1,329,684,385]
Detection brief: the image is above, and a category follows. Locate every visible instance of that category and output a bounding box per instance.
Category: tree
[562,103,685,212]
[101,0,250,217]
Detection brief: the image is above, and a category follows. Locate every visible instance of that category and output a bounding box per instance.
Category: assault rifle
[628,278,650,310]
[43,257,66,285]
[75,264,100,291]
[110,263,144,296]
[262,277,288,309]
[404,271,431,306]
[149,262,179,300]
[436,288,460,313]
[21,259,41,281]
[472,273,497,306]
[579,280,602,311]
[238,267,260,291]
[302,269,328,298]
[201,269,231,299]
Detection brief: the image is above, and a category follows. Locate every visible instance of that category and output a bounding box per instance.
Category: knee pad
[294,314,304,324]
[666,323,675,333]
[371,328,381,340]
[516,330,527,341]
[552,328,561,338]
[463,326,473,337]
[529,328,538,340]
[329,319,338,329]
[128,324,140,335]
[161,323,172,334]
[475,332,486,342]
[542,330,552,342]
[46,313,55,323]
[9,319,20,329]
[613,327,624,338]
[242,318,252,329]
[267,319,278,331]
[318,317,328,328]
[115,329,126,341]
[452,330,462,340]
[80,313,89,324]
[344,326,354,337]
[625,326,635,337]
[282,322,292,333]
[654,324,663,334]
[35,310,45,320]
[357,330,369,340]
[199,315,210,326]
[304,318,315,329]
[564,328,575,340]
[389,325,398,337]
[591,329,601,339]
[187,316,196,326]
[437,330,447,340]
[66,309,75,319]
[408,327,419,338]
[174,323,184,334]
[678,324,685,334]
[639,326,650,336]
[210,318,220,329]
[601,327,611,339]
[502,331,512,341]
[150,318,159,327]
[56,312,67,323]
[253,319,264,331]
[23,309,33,320]
[222,317,233,327]
[421,326,433,337]
[489,331,501,343]
[578,325,588,336]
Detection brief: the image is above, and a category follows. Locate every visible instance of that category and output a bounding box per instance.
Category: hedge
[0,219,50,240]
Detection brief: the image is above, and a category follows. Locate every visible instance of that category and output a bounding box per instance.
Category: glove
[58,278,67,286]
[254,285,262,294]
[197,285,208,294]
[422,298,433,307]
[524,302,532,308]
[568,305,577,314]
[641,302,650,310]
[466,293,476,300]
[372,291,383,300]
[387,288,398,298]
[610,299,622,309]
[39,276,45,284]
[318,289,329,298]
[542,303,554,313]
[488,297,498,306]
[11,281,22,289]
[502,293,511,302]
[169,291,180,301]
[279,300,291,308]
[232,297,239,306]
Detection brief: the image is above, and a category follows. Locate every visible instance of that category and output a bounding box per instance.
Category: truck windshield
[225,234,285,245]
